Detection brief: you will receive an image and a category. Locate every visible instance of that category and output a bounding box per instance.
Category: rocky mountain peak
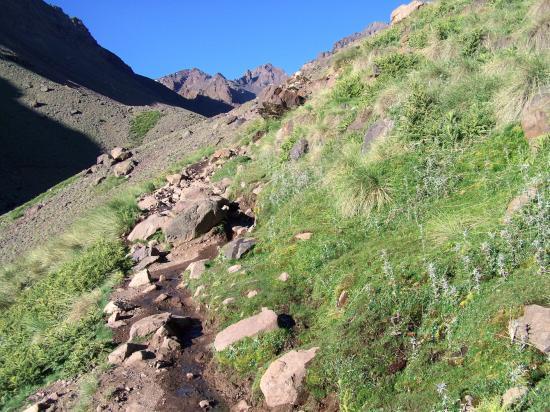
[158,63,288,116]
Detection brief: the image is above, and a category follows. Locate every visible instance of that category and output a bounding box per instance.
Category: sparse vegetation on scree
[129,110,163,144]
[0,149,211,410]
[0,0,548,410]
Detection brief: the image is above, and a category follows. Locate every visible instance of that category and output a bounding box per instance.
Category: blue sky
[47,0,404,80]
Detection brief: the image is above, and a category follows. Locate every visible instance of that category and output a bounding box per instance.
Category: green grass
[129,110,163,145]
[186,0,550,409]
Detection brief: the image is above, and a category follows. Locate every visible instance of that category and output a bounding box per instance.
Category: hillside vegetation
[191,0,549,410]
[0,0,548,410]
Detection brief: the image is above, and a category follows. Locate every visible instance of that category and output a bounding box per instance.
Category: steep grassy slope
[187,0,549,410]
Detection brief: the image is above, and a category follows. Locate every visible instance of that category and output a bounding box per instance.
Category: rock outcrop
[258,74,310,118]
[391,1,425,25]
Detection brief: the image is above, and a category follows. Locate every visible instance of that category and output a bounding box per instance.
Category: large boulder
[128,214,171,242]
[362,119,394,154]
[113,159,135,177]
[214,308,278,351]
[521,93,550,140]
[391,1,425,25]
[164,196,228,244]
[258,74,309,118]
[259,347,319,408]
[129,312,171,341]
[509,305,550,354]
[186,259,208,280]
[222,238,257,260]
[111,146,131,161]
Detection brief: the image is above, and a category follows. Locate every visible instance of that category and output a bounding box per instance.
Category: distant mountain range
[158,64,288,116]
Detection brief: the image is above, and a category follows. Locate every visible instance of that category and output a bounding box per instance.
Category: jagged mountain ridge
[158,64,288,116]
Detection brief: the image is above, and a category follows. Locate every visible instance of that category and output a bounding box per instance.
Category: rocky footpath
[23,144,319,412]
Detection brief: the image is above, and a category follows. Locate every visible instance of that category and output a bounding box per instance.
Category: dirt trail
[95,241,230,411]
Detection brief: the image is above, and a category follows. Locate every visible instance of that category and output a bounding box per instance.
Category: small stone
[247,290,258,299]
[227,264,242,273]
[108,343,145,365]
[337,290,349,308]
[154,293,170,303]
[166,173,182,186]
[186,259,208,280]
[113,159,135,177]
[40,85,51,92]
[194,285,205,298]
[159,275,167,282]
[141,284,159,294]
[295,232,312,241]
[186,372,194,380]
[199,400,210,409]
[110,146,131,161]
[231,400,251,412]
[125,350,152,365]
[222,297,235,306]
[278,272,289,282]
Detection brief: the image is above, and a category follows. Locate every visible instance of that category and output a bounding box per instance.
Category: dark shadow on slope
[0,77,101,214]
[0,0,210,114]
[188,95,236,117]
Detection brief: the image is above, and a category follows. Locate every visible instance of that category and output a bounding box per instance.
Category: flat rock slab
[260,347,319,408]
[128,214,171,242]
[214,308,278,351]
[222,238,257,260]
[509,304,550,353]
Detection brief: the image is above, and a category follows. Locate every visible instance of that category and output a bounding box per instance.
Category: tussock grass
[492,53,550,124]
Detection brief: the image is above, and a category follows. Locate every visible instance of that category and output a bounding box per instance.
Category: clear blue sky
[46,0,404,80]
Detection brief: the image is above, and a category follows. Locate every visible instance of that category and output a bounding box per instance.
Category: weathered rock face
[521,93,550,140]
[289,139,309,161]
[222,238,257,260]
[129,312,171,341]
[509,305,550,354]
[259,347,319,408]
[391,1,425,25]
[127,214,172,242]
[164,196,228,244]
[330,22,389,53]
[258,74,310,118]
[214,308,278,351]
[362,119,394,154]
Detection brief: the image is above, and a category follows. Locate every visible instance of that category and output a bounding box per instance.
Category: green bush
[330,74,365,104]
[460,28,486,57]
[374,53,420,79]
[408,30,428,48]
